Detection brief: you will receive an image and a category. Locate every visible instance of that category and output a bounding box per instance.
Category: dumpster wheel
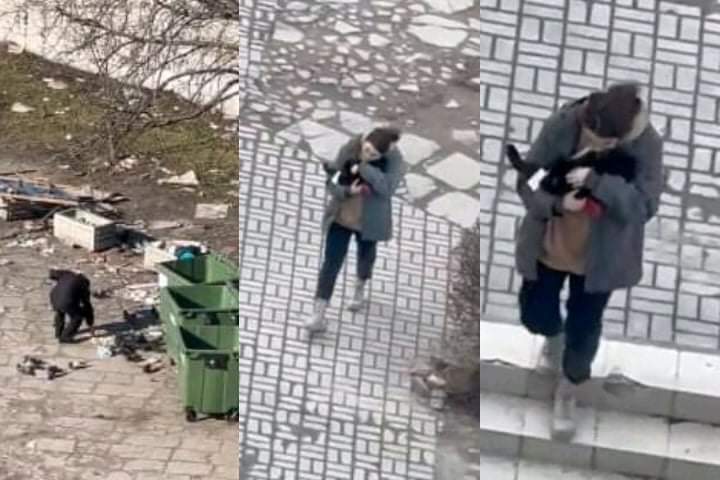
[226,410,239,423]
[185,407,197,422]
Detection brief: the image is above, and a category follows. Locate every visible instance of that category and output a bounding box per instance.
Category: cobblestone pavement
[480,0,720,350]
[0,240,237,480]
[241,0,482,229]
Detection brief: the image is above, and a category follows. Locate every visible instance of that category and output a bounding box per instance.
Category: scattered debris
[7,42,24,54]
[148,220,183,231]
[158,170,199,187]
[42,78,69,90]
[92,289,112,299]
[68,360,89,370]
[195,203,229,220]
[0,259,12,266]
[118,283,159,305]
[117,156,139,171]
[11,102,34,114]
[142,357,164,374]
[16,356,66,380]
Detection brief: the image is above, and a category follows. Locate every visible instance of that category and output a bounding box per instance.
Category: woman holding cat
[514,82,664,440]
[305,127,406,334]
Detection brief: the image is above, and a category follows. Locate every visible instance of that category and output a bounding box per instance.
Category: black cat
[505,143,637,199]
[324,156,388,187]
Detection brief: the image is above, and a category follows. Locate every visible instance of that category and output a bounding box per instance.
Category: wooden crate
[53,208,117,252]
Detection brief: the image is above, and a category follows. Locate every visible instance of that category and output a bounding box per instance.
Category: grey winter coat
[322,136,406,242]
[515,99,664,293]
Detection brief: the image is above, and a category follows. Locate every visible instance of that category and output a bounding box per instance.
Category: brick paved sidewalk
[237,125,475,479]
[0,240,237,480]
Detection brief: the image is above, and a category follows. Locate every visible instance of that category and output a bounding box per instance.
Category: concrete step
[480,320,720,425]
[479,390,720,479]
[481,453,644,479]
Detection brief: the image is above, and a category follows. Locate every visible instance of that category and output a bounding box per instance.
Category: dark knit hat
[582,82,641,138]
[365,127,401,154]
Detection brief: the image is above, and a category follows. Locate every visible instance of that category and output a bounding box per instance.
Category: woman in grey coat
[305,127,405,333]
[514,83,663,440]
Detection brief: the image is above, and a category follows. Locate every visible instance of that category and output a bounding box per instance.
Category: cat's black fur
[505,143,637,198]
[323,150,388,187]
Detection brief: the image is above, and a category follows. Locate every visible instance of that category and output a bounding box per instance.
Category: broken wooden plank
[0,193,78,207]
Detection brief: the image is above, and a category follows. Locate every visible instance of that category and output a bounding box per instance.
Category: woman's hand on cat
[562,190,587,212]
[349,179,364,195]
[566,167,592,189]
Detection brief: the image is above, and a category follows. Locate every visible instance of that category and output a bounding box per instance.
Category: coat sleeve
[79,278,95,326]
[357,148,405,198]
[584,130,664,225]
[324,141,352,201]
[516,112,570,220]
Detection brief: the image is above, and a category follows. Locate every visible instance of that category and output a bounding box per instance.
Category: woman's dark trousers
[315,222,377,301]
[519,262,611,384]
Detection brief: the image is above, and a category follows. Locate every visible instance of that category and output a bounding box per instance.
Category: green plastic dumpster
[176,325,238,422]
[159,285,239,361]
[156,253,239,288]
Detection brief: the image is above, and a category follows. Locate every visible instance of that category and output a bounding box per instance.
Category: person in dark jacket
[514,82,663,440]
[49,269,95,343]
[305,127,406,334]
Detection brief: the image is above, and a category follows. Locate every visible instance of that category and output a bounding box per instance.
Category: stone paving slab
[0,241,237,480]
[480,0,720,351]
[237,124,473,479]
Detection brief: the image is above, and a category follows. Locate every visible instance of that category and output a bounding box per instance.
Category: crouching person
[49,269,95,343]
[514,83,664,440]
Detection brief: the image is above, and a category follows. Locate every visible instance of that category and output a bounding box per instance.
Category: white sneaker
[552,377,578,442]
[347,279,367,312]
[538,333,564,374]
[304,299,328,334]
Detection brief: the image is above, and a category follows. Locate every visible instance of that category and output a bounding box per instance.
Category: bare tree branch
[8,0,239,160]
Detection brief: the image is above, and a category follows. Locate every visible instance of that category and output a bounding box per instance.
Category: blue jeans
[519,262,611,384]
[315,223,377,301]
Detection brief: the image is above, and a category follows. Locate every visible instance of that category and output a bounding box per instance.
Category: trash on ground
[195,203,229,220]
[16,356,66,380]
[158,170,199,187]
[11,102,34,114]
[148,220,183,231]
[118,283,159,305]
[92,289,112,299]
[42,78,69,90]
[117,156,138,171]
[7,42,23,54]
[68,360,89,370]
[142,356,164,374]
